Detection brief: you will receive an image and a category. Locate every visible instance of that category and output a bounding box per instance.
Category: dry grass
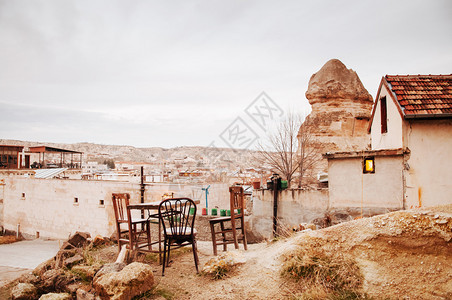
[0,235,19,245]
[202,251,244,280]
[281,236,369,299]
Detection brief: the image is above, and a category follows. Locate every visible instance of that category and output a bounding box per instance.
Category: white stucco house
[326,74,452,213]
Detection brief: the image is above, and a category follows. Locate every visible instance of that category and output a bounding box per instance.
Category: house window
[74,197,79,204]
[363,157,375,174]
[380,96,388,133]
[99,199,105,206]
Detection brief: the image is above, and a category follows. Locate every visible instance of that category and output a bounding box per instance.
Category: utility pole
[271,173,281,237]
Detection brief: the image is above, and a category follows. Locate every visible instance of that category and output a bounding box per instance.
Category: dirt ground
[145,241,300,300]
[130,205,452,299]
[1,205,451,299]
[81,239,297,299]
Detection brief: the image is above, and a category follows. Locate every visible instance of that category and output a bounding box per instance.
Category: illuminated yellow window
[363,157,375,173]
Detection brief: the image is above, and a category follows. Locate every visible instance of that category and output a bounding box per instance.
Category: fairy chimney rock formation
[300,59,374,180]
[306,59,373,106]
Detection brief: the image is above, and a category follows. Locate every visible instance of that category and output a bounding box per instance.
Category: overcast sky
[1,0,451,149]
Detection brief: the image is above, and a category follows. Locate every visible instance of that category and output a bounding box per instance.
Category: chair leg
[220,221,227,252]
[118,239,124,253]
[129,225,135,251]
[192,239,199,273]
[162,240,167,276]
[166,242,172,267]
[241,217,248,250]
[116,231,121,253]
[146,222,152,251]
[210,222,218,256]
[158,221,162,264]
[231,221,239,250]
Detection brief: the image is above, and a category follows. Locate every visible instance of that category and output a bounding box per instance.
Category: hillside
[0,139,261,170]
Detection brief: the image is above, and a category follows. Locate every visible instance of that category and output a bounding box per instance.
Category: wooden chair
[111,193,152,253]
[159,198,199,276]
[209,186,248,256]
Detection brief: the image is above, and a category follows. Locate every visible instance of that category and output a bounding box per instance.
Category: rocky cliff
[301,59,374,178]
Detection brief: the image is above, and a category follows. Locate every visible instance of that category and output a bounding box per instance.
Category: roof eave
[384,76,406,119]
[28,146,83,154]
[367,77,385,133]
[367,76,406,133]
[405,113,452,120]
[323,148,407,159]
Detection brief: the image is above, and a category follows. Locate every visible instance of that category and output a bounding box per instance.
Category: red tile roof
[385,74,452,117]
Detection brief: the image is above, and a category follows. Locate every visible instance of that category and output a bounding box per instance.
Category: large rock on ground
[93,262,154,300]
[67,232,91,248]
[36,269,74,294]
[76,288,99,300]
[18,273,40,285]
[71,265,101,281]
[93,262,126,280]
[55,249,78,268]
[11,283,38,300]
[63,254,83,268]
[33,258,55,277]
[39,269,65,291]
[38,293,72,300]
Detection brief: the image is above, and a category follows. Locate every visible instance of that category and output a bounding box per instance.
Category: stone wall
[1,175,406,242]
[0,177,231,239]
[327,154,404,210]
[3,178,133,239]
[0,180,4,231]
[249,188,329,240]
[404,119,452,208]
[326,152,405,224]
[248,184,404,241]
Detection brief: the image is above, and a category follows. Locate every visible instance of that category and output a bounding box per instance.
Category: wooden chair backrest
[229,186,245,219]
[112,193,132,223]
[159,198,197,237]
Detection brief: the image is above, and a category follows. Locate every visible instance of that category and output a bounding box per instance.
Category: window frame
[363,157,375,174]
[380,96,388,134]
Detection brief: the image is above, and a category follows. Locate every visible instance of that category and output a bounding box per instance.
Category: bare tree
[256,112,300,187]
[256,112,322,188]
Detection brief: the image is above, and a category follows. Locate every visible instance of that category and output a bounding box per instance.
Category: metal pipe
[272,174,279,237]
[140,166,145,202]
[140,166,145,218]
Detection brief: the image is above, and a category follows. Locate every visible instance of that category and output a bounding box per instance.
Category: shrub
[202,251,245,280]
[281,237,368,299]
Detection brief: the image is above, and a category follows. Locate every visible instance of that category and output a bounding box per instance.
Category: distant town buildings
[0,145,82,170]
